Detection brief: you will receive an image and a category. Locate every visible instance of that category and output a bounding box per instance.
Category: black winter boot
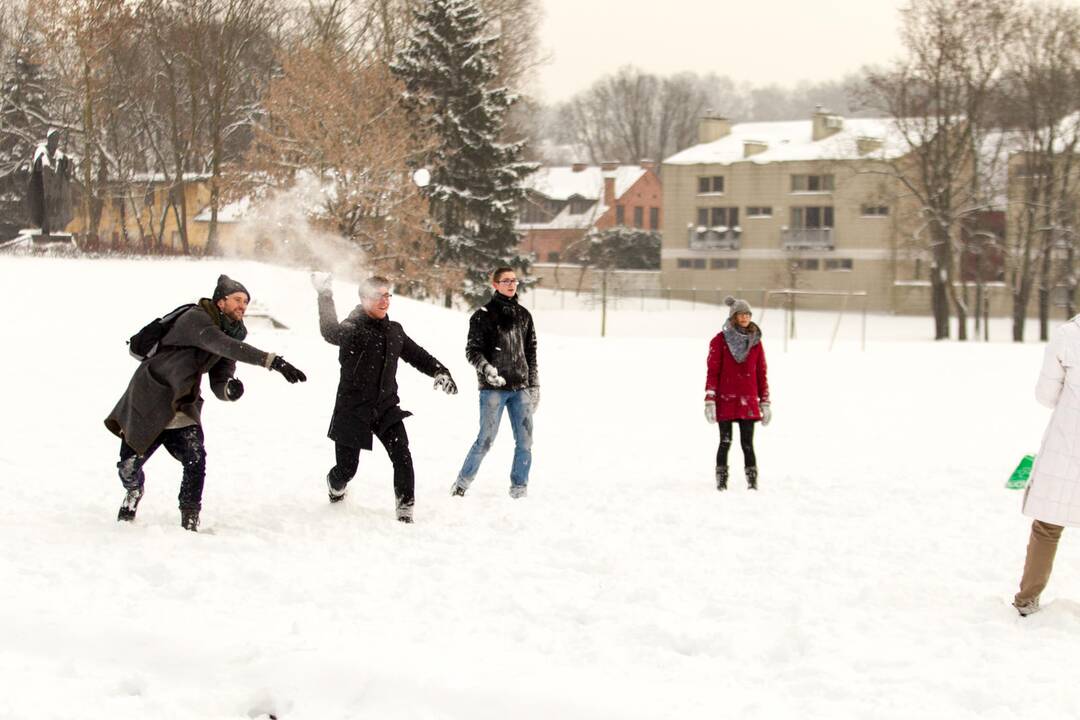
[117,487,143,522]
[716,466,729,491]
[746,467,758,491]
[327,472,347,503]
[181,509,200,532]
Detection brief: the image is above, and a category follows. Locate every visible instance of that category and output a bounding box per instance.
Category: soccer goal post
[759,289,869,351]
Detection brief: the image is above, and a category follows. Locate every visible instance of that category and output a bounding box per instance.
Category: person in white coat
[1013,318,1080,616]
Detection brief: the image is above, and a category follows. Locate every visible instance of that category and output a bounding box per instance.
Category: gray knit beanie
[212,274,250,302]
[724,295,752,318]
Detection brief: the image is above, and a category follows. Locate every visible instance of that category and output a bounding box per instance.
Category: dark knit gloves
[434,372,458,395]
[271,355,307,383]
[225,378,244,401]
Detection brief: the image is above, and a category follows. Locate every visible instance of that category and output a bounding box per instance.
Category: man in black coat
[451,266,539,499]
[105,274,307,531]
[312,274,457,522]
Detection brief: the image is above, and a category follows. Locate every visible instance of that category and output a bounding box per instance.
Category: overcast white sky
[534,0,909,102]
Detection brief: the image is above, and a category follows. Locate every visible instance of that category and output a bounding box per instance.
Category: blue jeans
[456,389,534,489]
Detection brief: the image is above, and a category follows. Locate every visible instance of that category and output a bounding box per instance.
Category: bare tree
[246,41,447,291]
[860,0,1016,340]
[999,2,1080,341]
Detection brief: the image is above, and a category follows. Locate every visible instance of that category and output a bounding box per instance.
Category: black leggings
[330,422,415,508]
[717,420,756,469]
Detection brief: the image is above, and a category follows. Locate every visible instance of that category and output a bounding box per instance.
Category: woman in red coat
[704,296,770,491]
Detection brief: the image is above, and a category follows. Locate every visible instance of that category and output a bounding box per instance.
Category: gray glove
[434,372,458,395]
[528,386,540,413]
[481,363,506,387]
[704,391,717,424]
[760,401,772,426]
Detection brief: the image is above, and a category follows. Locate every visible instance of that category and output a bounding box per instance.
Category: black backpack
[127,304,197,361]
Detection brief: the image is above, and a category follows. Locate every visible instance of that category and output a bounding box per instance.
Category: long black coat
[318,294,447,450]
[466,292,539,391]
[105,300,272,454]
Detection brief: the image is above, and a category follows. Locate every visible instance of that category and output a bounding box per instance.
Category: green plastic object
[1007,454,1035,490]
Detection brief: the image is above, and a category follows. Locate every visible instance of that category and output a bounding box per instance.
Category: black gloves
[225,377,244,401]
[434,372,458,395]
[271,355,307,383]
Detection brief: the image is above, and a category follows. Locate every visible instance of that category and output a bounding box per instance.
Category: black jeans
[330,422,415,508]
[717,419,756,469]
[117,425,207,511]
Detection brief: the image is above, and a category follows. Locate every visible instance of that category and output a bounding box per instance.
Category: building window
[790,206,834,228]
[697,207,740,229]
[521,198,552,223]
[790,258,820,271]
[710,258,738,270]
[633,206,644,228]
[547,251,560,263]
[791,174,835,192]
[825,258,853,271]
[569,197,592,214]
[747,206,773,217]
[649,207,659,230]
[616,205,625,225]
[698,176,725,193]
[861,205,888,216]
[677,258,706,269]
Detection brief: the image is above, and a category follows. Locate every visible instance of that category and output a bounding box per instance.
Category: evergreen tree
[391,0,535,306]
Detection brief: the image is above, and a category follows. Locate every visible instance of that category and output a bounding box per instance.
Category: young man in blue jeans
[453,267,539,498]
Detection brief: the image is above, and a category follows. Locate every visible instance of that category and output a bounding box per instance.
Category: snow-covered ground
[1,255,1075,719]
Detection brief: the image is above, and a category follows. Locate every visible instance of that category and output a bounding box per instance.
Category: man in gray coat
[105,274,307,531]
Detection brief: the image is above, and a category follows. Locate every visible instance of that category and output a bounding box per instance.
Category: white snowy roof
[193,196,250,223]
[518,201,610,231]
[524,165,648,201]
[664,118,910,166]
[130,171,213,183]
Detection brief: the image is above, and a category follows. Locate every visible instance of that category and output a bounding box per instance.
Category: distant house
[518,160,662,263]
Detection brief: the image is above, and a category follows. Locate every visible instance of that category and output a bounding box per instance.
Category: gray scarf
[722,321,761,363]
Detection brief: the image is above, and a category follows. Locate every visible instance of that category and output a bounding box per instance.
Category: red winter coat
[704,326,769,421]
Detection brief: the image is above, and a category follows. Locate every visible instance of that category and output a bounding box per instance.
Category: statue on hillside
[27,129,74,236]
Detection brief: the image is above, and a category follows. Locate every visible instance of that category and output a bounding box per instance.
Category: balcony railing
[688,226,741,250]
[781,227,834,250]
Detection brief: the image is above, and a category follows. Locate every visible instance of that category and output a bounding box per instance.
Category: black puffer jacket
[318,294,447,449]
[465,292,539,391]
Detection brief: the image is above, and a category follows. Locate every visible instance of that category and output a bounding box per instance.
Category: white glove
[528,386,540,413]
[311,272,333,293]
[482,363,506,387]
[704,399,717,424]
[760,401,772,426]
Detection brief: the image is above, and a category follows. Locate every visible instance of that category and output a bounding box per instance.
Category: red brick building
[518,161,662,263]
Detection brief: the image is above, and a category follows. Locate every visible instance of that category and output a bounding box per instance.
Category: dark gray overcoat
[105,301,274,454]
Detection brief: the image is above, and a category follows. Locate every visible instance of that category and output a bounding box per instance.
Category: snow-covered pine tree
[391,0,536,306]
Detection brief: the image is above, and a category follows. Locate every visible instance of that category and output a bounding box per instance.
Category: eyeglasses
[496,279,519,286]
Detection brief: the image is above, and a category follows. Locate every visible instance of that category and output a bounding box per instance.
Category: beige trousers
[1015,519,1065,606]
